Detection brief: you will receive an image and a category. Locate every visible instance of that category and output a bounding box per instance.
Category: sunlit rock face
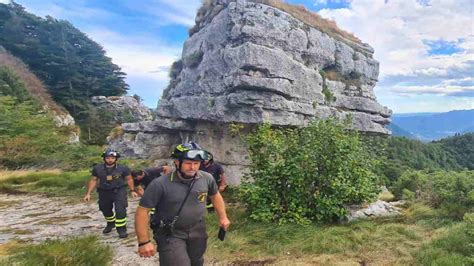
[110,0,392,184]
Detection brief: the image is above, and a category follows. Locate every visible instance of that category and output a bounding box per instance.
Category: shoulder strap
[174,177,196,221]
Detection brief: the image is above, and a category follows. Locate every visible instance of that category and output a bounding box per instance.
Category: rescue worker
[135,142,231,265]
[83,148,137,238]
[200,152,227,212]
[131,165,172,196]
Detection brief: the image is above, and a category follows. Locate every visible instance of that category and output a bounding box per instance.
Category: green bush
[239,119,379,224]
[393,170,474,219]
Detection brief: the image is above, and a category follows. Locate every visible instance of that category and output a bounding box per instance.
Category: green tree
[435,133,474,170]
[0,2,128,143]
[239,119,379,224]
[0,67,33,103]
[393,170,474,219]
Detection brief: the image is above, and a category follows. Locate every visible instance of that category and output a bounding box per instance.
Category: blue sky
[2,0,473,113]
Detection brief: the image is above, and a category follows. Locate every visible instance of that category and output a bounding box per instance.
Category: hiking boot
[102,222,115,234]
[117,226,128,238]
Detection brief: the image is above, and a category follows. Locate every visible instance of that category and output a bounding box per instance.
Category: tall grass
[205,205,429,264]
[415,213,474,265]
[0,169,61,181]
[0,236,112,265]
[0,169,90,197]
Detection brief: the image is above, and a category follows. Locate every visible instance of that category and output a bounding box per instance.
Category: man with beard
[84,148,137,238]
[135,142,231,266]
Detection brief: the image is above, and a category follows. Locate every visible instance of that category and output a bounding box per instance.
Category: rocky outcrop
[110,0,392,184]
[91,96,153,123]
[158,0,391,133]
[346,200,405,221]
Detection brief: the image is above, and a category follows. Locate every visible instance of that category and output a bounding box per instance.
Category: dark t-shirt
[133,167,164,189]
[92,164,130,191]
[200,162,224,185]
[139,170,218,230]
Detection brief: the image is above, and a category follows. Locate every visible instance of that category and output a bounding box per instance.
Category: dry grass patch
[13,229,34,235]
[0,169,62,181]
[35,215,90,225]
[192,0,364,51]
[0,240,22,256]
[0,52,66,114]
[259,0,362,45]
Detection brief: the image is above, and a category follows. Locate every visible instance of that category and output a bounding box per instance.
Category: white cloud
[122,0,201,27]
[314,0,352,5]
[0,0,10,3]
[392,85,474,96]
[318,0,473,112]
[84,28,183,107]
[20,1,114,21]
[319,0,472,78]
[86,28,181,80]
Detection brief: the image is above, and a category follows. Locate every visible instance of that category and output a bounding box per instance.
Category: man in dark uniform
[200,152,227,212]
[84,148,137,238]
[131,165,172,196]
[135,142,231,266]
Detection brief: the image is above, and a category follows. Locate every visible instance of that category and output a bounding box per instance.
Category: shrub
[321,84,335,103]
[393,170,474,219]
[378,190,395,202]
[239,119,379,224]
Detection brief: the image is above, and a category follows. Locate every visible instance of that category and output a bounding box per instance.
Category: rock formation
[91,96,154,123]
[110,0,392,184]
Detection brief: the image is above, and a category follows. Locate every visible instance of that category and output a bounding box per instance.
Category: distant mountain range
[388,109,474,141]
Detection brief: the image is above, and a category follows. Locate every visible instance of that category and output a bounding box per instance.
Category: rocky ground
[0,193,159,265]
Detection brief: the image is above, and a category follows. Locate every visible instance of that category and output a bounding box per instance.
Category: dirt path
[0,193,159,265]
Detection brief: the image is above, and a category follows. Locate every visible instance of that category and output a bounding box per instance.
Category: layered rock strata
[110,0,392,184]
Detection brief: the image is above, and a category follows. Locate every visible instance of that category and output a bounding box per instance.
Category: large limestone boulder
[110,0,392,184]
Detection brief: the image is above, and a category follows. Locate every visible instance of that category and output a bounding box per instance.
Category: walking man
[135,142,231,265]
[200,152,227,212]
[84,148,137,238]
